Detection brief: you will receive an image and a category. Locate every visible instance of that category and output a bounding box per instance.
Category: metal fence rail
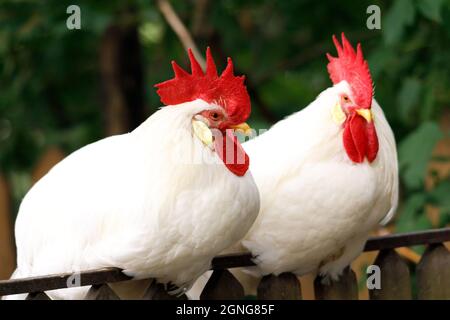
[1,227,449,299]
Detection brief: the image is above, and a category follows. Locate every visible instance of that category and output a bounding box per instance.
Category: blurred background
[0,0,449,298]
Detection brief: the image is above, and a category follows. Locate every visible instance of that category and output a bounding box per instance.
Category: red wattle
[343,113,379,163]
[214,130,249,176]
[343,113,367,163]
[366,122,379,162]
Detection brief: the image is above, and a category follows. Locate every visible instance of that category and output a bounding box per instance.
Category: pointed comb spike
[171,61,189,78]
[356,43,364,62]
[341,33,356,57]
[332,34,343,57]
[205,47,218,77]
[188,48,204,76]
[221,57,234,78]
[326,53,335,62]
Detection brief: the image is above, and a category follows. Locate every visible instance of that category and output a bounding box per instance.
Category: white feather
[7,99,260,300]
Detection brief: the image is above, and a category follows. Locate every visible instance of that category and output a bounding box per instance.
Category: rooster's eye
[210,112,221,120]
[342,95,350,102]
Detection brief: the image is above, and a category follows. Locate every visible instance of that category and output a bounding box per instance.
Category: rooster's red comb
[155,47,251,124]
[326,33,373,109]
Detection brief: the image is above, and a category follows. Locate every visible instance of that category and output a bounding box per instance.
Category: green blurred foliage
[0,0,449,235]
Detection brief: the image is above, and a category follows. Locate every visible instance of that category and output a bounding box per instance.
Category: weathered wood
[0,268,131,296]
[1,229,449,297]
[142,281,187,300]
[257,273,302,300]
[200,269,244,300]
[99,7,146,137]
[26,292,51,300]
[364,228,450,252]
[212,252,255,269]
[314,267,358,300]
[369,249,411,300]
[417,243,450,299]
[208,228,450,270]
[85,284,120,300]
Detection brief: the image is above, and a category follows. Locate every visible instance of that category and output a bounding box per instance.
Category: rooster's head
[327,33,378,163]
[155,48,251,176]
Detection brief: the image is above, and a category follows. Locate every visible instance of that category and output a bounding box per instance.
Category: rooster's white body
[189,80,398,298]
[241,82,398,279]
[7,100,260,300]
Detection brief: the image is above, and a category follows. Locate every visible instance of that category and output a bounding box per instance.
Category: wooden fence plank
[314,267,358,300]
[85,284,120,300]
[200,269,244,300]
[417,243,450,299]
[1,229,449,298]
[26,292,51,300]
[257,273,301,300]
[369,249,411,300]
[142,281,187,300]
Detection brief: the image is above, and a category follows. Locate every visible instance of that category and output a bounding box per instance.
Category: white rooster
[190,33,398,297]
[5,48,260,300]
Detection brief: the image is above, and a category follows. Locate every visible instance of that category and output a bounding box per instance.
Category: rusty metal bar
[1,228,449,297]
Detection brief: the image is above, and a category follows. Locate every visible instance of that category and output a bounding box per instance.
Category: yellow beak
[356,108,373,123]
[230,122,253,136]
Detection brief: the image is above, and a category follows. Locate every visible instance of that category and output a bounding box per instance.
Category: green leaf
[396,193,427,232]
[8,170,32,210]
[383,0,416,45]
[367,47,395,80]
[420,85,436,121]
[398,122,443,189]
[416,0,444,23]
[397,77,421,124]
[427,180,450,220]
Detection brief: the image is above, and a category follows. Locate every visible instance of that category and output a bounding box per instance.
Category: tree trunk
[0,173,15,279]
[99,7,146,136]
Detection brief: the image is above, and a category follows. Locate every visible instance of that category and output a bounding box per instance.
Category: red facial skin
[199,109,226,130]
[339,94,379,163]
[197,109,249,177]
